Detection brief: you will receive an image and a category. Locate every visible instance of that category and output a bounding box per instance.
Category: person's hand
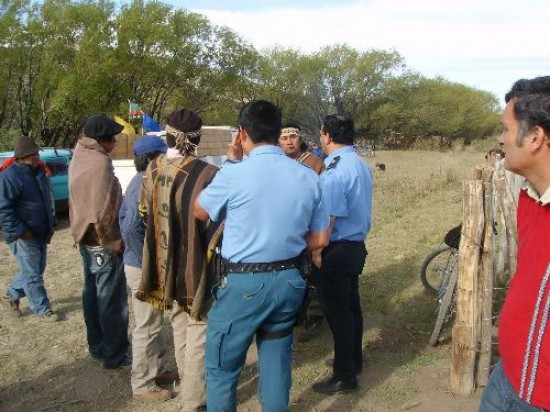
[311,249,322,269]
[227,127,243,161]
[20,231,32,241]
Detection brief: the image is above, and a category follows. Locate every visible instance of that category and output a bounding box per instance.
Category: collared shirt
[320,146,373,242]
[523,181,550,205]
[198,145,329,263]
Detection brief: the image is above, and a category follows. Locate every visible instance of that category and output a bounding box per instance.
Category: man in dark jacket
[0,136,59,321]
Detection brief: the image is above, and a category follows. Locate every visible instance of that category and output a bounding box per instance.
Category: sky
[169,0,549,104]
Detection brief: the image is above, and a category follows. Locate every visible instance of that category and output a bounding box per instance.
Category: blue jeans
[79,245,129,369]
[6,238,52,316]
[206,269,306,412]
[479,361,547,412]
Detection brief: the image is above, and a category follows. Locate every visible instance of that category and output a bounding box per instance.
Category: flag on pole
[143,112,163,132]
[128,100,144,119]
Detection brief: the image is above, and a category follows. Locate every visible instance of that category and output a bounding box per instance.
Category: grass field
[0,147,496,411]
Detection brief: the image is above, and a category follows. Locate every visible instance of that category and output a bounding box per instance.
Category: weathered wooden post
[476,167,495,386]
[451,180,484,395]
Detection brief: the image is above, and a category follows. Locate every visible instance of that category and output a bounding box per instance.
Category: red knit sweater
[499,189,550,409]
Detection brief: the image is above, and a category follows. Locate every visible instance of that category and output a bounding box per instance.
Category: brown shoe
[133,387,173,402]
[1,294,22,317]
[155,369,180,385]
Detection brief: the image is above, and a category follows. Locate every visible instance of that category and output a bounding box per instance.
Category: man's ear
[530,125,548,151]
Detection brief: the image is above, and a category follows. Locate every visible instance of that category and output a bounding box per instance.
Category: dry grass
[0,148,490,411]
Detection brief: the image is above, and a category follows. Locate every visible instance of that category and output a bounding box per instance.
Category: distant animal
[375,162,386,172]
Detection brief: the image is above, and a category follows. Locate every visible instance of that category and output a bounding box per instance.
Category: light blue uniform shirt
[320,146,373,242]
[198,145,329,263]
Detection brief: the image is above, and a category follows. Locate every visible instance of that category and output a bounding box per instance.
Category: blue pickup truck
[0,148,73,212]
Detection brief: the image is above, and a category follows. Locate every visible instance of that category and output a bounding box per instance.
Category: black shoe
[103,354,131,370]
[312,376,357,394]
[324,358,363,375]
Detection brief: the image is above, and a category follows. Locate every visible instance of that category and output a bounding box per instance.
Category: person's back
[214,151,322,263]
[68,114,129,370]
[195,99,329,411]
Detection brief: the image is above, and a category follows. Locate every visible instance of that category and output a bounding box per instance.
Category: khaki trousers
[125,265,167,394]
[172,303,207,412]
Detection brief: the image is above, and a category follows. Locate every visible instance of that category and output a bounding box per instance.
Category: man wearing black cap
[137,108,221,411]
[68,114,130,369]
[0,136,59,321]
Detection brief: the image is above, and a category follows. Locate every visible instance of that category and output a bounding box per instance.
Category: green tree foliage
[0,0,501,148]
[371,75,500,148]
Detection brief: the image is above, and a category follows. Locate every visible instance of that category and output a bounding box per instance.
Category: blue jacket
[0,162,55,243]
[119,172,145,268]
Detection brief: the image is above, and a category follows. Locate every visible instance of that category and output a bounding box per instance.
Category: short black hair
[237,100,282,144]
[134,151,163,172]
[281,121,301,131]
[322,114,354,145]
[505,76,550,141]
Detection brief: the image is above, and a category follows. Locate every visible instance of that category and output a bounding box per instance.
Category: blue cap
[133,135,167,156]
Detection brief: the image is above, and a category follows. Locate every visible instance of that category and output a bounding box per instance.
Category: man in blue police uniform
[312,114,373,394]
[194,100,329,411]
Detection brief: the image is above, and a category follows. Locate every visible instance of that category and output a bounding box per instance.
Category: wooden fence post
[476,167,495,386]
[451,180,484,396]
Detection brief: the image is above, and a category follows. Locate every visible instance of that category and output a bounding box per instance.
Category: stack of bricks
[111,126,233,159]
[111,133,138,160]
[197,126,233,157]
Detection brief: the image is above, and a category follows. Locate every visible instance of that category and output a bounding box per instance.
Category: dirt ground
[0,148,491,411]
[0,217,482,412]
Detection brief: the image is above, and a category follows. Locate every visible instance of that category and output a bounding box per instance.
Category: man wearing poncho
[137,108,221,411]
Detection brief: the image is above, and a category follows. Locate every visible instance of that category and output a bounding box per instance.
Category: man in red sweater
[479,76,550,411]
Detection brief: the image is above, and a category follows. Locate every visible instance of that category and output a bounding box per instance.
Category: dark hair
[321,114,354,145]
[134,151,163,172]
[165,133,176,148]
[237,100,282,144]
[281,121,301,131]
[504,76,550,143]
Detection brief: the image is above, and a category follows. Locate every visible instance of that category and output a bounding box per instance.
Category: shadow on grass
[0,357,135,412]
[285,256,440,411]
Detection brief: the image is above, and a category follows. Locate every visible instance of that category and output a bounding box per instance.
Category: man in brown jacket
[68,114,130,369]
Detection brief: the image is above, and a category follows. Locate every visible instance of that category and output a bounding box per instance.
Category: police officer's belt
[222,256,300,273]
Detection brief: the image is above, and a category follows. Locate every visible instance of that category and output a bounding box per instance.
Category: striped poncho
[136,154,222,320]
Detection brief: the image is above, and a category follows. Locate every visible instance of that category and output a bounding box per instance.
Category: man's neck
[325,143,348,156]
[244,142,272,156]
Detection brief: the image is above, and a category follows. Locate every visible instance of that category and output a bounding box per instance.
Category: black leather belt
[222,256,300,274]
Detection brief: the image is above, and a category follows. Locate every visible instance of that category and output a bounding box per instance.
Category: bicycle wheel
[429,263,459,346]
[420,245,457,295]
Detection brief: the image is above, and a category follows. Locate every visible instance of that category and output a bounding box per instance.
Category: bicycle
[420,225,461,346]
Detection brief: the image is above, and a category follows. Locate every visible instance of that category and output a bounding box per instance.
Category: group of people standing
[2,77,550,411]
[62,99,373,411]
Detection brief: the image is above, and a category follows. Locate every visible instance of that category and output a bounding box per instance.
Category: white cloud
[190,0,549,100]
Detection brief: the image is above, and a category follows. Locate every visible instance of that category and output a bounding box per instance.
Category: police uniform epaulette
[327,156,340,170]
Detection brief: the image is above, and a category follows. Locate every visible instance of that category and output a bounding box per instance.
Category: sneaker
[133,387,173,402]
[1,294,22,317]
[155,369,180,385]
[39,311,61,322]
